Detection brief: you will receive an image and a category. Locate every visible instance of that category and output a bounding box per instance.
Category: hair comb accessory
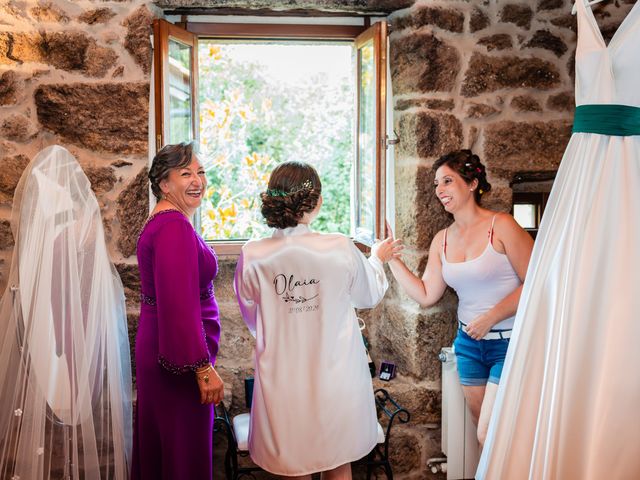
[266,179,314,197]
[265,188,288,197]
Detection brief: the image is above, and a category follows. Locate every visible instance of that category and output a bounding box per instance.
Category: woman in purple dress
[132,142,224,479]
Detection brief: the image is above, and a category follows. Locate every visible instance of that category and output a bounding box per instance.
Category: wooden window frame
[512,192,550,239]
[154,20,388,256]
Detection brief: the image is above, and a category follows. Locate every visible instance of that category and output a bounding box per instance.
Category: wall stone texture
[0,0,636,479]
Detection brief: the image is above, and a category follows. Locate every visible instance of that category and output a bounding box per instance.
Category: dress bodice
[575,1,640,106]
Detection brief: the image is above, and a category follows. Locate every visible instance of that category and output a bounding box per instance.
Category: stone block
[461,52,560,97]
[394,6,464,33]
[127,312,139,381]
[83,42,119,78]
[523,29,568,57]
[217,304,255,368]
[0,219,13,249]
[0,113,35,143]
[29,3,69,23]
[43,31,118,77]
[374,302,457,381]
[115,262,141,309]
[478,33,513,51]
[372,376,441,424]
[550,13,578,32]
[386,425,424,474]
[4,32,43,64]
[35,83,149,154]
[567,48,575,81]
[480,185,513,213]
[397,112,463,160]
[391,33,460,95]
[470,7,490,33]
[395,98,455,112]
[123,6,154,75]
[78,8,116,25]
[511,94,542,112]
[213,256,239,301]
[538,0,565,10]
[0,71,19,105]
[484,120,572,176]
[547,91,574,112]
[466,103,499,119]
[116,167,149,258]
[0,154,30,205]
[84,166,117,195]
[500,3,533,29]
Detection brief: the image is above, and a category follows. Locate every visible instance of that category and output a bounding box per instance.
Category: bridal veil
[0,146,132,479]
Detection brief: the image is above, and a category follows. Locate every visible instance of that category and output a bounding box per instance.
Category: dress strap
[489,215,497,245]
[443,228,448,256]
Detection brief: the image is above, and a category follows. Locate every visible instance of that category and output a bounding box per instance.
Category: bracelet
[195,364,213,374]
[196,364,213,384]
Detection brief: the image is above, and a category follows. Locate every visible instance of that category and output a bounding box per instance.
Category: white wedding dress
[0,146,132,479]
[477,2,640,479]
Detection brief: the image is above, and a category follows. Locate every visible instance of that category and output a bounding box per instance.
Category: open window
[153,19,389,254]
[153,20,199,149]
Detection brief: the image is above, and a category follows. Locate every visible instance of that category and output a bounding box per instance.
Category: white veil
[0,146,132,479]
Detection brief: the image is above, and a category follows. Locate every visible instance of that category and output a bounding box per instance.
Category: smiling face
[160,156,207,216]
[434,164,478,213]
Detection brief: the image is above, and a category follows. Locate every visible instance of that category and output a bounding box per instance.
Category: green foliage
[198,42,354,240]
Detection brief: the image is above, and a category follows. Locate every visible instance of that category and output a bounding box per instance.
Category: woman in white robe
[234,161,400,479]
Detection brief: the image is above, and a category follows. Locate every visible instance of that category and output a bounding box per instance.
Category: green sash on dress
[572,104,640,136]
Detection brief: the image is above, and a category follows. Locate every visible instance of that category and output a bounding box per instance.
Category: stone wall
[0,0,156,383]
[0,0,636,479]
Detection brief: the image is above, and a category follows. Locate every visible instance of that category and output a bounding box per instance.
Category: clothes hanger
[572,0,606,15]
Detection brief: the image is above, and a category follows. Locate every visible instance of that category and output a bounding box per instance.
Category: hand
[464,314,494,340]
[372,236,403,263]
[195,365,224,405]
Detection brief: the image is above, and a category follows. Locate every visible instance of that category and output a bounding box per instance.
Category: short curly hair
[260,161,322,229]
[433,149,492,204]
[148,142,194,201]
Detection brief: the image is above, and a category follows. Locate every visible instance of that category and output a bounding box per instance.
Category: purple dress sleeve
[153,217,210,373]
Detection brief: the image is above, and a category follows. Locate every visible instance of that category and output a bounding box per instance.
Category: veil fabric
[0,146,132,479]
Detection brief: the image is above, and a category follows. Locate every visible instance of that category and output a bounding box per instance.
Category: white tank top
[441,216,521,331]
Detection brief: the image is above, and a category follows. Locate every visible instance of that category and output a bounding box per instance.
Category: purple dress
[132,210,220,480]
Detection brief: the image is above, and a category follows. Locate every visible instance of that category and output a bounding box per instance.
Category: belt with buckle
[459,322,512,340]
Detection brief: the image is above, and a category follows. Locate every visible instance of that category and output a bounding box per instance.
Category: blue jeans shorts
[453,329,510,386]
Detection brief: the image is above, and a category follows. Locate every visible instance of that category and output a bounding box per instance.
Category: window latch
[385,131,399,148]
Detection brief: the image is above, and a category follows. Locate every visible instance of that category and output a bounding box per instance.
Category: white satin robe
[234,223,388,476]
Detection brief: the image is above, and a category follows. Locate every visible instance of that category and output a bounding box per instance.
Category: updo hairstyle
[149,142,194,201]
[261,161,322,229]
[433,149,491,204]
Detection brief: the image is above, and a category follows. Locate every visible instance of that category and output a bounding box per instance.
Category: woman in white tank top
[388,150,533,447]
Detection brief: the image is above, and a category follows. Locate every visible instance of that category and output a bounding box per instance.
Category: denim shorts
[453,329,510,386]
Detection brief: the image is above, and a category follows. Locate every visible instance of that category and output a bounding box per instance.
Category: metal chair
[214,388,410,480]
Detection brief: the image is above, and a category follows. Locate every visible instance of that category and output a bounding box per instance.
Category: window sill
[206,239,371,257]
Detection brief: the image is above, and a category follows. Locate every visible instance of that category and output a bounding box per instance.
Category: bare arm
[387,230,449,308]
[464,214,534,339]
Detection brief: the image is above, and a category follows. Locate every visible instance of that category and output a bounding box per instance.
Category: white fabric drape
[0,146,133,479]
[477,2,640,479]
